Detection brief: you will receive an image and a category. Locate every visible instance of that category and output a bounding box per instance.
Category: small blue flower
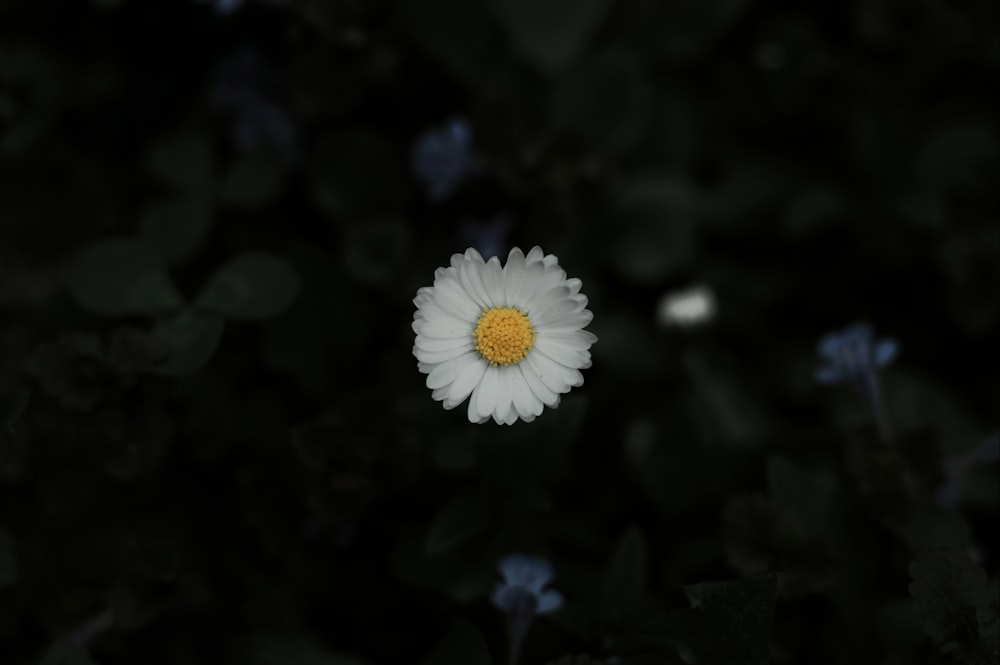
[814,321,898,385]
[490,553,564,615]
[208,50,300,165]
[412,117,481,202]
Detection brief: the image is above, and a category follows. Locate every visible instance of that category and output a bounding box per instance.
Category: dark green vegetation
[1,1,997,664]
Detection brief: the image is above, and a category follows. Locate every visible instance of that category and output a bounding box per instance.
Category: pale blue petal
[536,589,564,614]
[873,338,898,367]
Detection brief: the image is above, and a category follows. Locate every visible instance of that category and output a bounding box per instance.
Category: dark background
[1,1,998,664]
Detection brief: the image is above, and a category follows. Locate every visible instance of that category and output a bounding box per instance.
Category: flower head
[412,117,481,201]
[814,321,898,385]
[656,284,716,329]
[814,321,898,441]
[412,247,596,425]
[490,553,564,615]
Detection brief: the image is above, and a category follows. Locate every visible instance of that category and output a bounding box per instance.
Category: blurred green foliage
[0,0,997,664]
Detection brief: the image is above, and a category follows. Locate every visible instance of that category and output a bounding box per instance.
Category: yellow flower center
[473,307,535,366]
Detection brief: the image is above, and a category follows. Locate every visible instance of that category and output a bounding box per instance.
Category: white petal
[525,352,571,395]
[416,300,470,329]
[459,254,492,308]
[493,366,514,424]
[481,256,505,306]
[525,285,570,316]
[413,317,471,339]
[531,294,583,328]
[503,248,527,304]
[525,246,545,265]
[534,336,589,369]
[426,353,477,389]
[518,361,559,407]
[511,369,542,420]
[509,260,547,309]
[414,343,473,365]
[540,309,594,332]
[433,274,480,321]
[535,330,597,350]
[474,365,500,421]
[415,336,469,353]
[447,356,488,404]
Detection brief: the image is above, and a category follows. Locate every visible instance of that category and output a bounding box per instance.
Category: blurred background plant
[0,0,997,664]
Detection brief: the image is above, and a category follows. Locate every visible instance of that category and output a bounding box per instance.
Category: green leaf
[606,175,698,283]
[196,253,300,321]
[39,642,97,665]
[152,310,225,376]
[766,456,838,531]
[419,618,492,665]
[549,49,653,154]
[486,0,610,74]
[138,196,213,262]
[147,130,213,192]
[68,238,184,316]
[220,156,284,208]
[425,494,490,555]
[908,548,993,650]
[0,527,17,587]
[398,0,495,85]
[604,526,647,622]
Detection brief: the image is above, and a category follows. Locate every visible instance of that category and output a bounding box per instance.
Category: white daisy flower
[412,246,596,425]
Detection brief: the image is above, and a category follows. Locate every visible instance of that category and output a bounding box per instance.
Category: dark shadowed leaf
[152,309,225,376]
[486,0,610,74]
[147,130,213,192]
[634,573,777,665]
[196,253,300,321]
[418,618,492,665]
[606,175,697,283]
[766,456,838,530]
[138,196,213,262]
[0,527,16,587]
[399,0,495,85]
[908,548,993,650]
[604,526,647,622]
[39,642,96,665]
[252,634,368,665]
[341,218,413,285]
[683,573,778,665]
[549,49,653,154]
[902,504,970,550]
[69,238,184,316]
[220,155,284,208]
[425,494,490,555]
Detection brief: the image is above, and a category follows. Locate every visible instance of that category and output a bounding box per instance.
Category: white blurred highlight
[657,284,717,329]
